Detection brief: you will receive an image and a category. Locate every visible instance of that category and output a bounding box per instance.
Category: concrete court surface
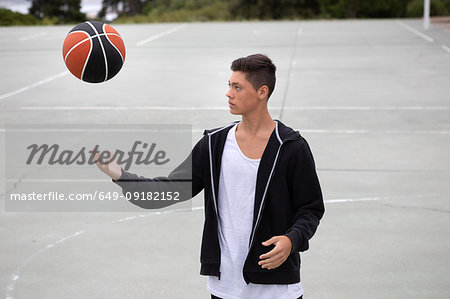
[0,19,449,298]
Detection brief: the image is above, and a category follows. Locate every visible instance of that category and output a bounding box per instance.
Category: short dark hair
[231,54,277,99]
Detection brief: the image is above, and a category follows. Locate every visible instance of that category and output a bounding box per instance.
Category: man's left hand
[258,235,292,270]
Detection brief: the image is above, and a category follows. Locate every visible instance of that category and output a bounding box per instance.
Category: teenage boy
[96,54,324,299]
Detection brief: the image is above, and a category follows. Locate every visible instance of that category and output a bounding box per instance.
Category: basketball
[62,21,126,83]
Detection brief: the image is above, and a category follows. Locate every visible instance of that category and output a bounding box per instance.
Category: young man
[96,54,324,299]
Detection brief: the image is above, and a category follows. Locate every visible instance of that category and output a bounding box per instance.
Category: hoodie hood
[204,119,301,144]
[273,119,302,143]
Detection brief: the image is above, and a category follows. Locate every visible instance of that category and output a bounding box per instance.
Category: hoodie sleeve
[113,135,206,209]
[285,139,325,252]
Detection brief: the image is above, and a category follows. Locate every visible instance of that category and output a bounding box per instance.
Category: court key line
[298,129,450,134]
[0,71,69,102]
[279,24,302,121]
[1,127,449,135]
[15,105,449,111]
[324,194,437,203]
[442,45,450,53]
[112,193,439,223]
[196,128,450,134]
[396,20,434,42]
[5,230,85,299]
[136,24,187,46]
[395,21,450,55]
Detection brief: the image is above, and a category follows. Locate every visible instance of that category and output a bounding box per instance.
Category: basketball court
[0,19,449,298]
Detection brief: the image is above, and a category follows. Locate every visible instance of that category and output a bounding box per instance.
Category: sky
[0,0,103,18]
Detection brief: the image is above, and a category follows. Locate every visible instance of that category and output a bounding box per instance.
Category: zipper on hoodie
[206,122,236,221]
[207,133,221,279]
[208,121,291,283]
[207,134,220,223]
[246,144,282,251]
[206,121,242,280]
[243,121,284,283]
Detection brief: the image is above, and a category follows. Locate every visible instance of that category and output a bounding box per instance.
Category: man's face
[226,71,260,115]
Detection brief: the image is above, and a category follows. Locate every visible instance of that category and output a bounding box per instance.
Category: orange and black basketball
[62,21,126,83]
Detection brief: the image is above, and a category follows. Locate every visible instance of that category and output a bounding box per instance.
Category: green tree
[0,8,41,26]
[229,0,320,20]
[406,0,449,17]
[319,0,410,18]
[29,0,85,23]
[357,0,409,18]
[99,0,146,18]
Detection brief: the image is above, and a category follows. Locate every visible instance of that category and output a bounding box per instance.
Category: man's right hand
[94,150,122,181]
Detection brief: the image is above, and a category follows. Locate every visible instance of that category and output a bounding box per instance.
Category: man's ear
[258,85,269,101]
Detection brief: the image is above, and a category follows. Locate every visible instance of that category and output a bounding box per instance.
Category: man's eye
[235,86,241,91]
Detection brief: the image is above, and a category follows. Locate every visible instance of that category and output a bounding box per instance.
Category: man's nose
[226,89,232,98]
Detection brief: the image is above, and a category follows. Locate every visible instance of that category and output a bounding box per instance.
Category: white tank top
[207,124,303,299]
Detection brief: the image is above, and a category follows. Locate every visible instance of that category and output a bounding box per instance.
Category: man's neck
[238,107,276,136]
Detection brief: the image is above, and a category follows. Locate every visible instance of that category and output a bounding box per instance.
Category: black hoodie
[114,120,324,285]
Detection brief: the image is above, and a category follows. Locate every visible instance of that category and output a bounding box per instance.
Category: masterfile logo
[25,141,170,171]
[5,124,192,212]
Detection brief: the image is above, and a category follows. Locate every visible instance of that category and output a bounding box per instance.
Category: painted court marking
[5,179,112,183]
[112,194,438,224]
[136,24,187,46]
[15,105,448,111]
[1,126,449,135]
[442,45,450,53]
[4,193,438,298]
[395,22,450,54]
[299,129,450,135]
[0,71,69,101]
[278,24,302,121]
[326,193,439,204]
[396,20,434,42]
[0,24,186,102]
[5,230,85,299]
[112,206,205,223]
[114,197,380,224]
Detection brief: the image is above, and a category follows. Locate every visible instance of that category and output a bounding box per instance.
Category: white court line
[284,106,449,111]
[112,206,205,223]
[396,20,434,42]
[325,193,437,203]
[1,127,448,135]
[5,230,85,299]
[3,128,191,132]
[113,193,438,223]
[15,105,449,111]
[325,197,381,203]
[18,106,229,111]
[5,179,112,183]
[190,129,450,135]
[4,192,436,298]
[442,45,450,53]
[0,71,69,101]
[300,129,450,134]
[136,24,187,46]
